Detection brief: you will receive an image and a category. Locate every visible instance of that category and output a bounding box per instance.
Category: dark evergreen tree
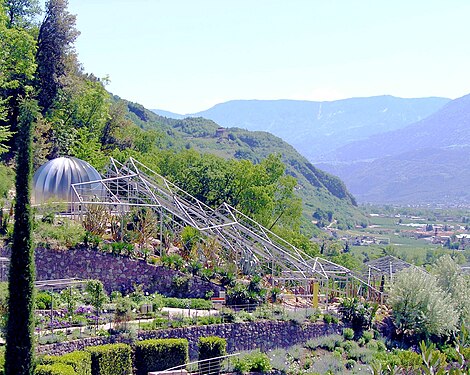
[36,0,79,114]
[4,99,37,375]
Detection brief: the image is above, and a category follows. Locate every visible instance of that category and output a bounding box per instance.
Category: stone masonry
[37,321,343,358]
[1,246,223,298]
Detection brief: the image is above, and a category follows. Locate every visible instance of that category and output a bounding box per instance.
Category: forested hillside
[0,0,363,245]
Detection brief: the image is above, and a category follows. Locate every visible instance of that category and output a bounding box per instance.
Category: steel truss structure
[70,157,382,300]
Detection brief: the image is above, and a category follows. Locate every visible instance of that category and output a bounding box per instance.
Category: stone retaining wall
[1,246,223,298]
[37,321,343,358]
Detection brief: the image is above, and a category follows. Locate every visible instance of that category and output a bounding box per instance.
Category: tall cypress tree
[36,0,79,115]
[4,99,37,375]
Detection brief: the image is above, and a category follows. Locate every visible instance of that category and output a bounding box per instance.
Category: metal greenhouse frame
[70,157,383,303]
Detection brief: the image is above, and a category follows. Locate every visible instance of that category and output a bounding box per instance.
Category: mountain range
[153,94,470,205]
[317,94,470,204]
[153,96,449,162]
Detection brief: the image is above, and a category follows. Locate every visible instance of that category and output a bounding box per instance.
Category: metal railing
[149,352,241,375]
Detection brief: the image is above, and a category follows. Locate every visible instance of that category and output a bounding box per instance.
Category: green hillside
[123,100,365,229]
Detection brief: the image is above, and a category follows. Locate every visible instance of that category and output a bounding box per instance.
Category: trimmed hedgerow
[134,338,189,375]
[198,336,227,375]
[163,297,213,310]
[35,363,76,375]
[86,344,132,375]
[40,351,91,375]
[198,336,227,360]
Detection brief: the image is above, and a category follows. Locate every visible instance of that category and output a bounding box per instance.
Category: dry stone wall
[37,321,343,358]
[1,246,223,298]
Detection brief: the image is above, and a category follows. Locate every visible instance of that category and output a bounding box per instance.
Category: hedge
[86,344,132,375]
[163,297,213,310]
[134,338,188,375]
[198,336,227,375]
[198,336,227,360]
[35,363,76,375]
[40,351,91,375]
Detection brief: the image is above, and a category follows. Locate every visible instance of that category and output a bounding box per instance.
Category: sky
[66,0,470,114]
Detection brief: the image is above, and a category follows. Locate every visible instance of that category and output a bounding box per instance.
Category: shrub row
[40,351,92,375]
[86,344,132,375]
[37,345,132,375]
[163,297,213,310]
[134,338,188,375]
[34,337,227,375]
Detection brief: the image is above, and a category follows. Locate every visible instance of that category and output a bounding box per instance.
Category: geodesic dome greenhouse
[32,157,102,204]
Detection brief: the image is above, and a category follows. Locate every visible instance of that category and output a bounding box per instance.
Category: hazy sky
[67,0,470,114]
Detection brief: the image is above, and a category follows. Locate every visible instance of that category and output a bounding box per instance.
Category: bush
[235,310,254,323]
[226,278,266,307]
[396,349,422,371]
[36,291,53,310]
[219,307,236,323]
[198,336,227,375]
[361,330,374,344]
[340,297,378,331]
[309,353,344,374]
[196,315,223,325]
[134,338,189,375]
[341,340,359,353]
[388,267,458,340]
[149,293,165,311]
[306,308,321,322]
[35,363,76,375]
[171,275,191,294]
[35,219,86,249]
[347,347,375,363]
[198,336,227,359]
[345,358,356,370]
[161,254,184,270]
[190,299,213,310]
[305,334,343,352]
[86,344,132,375]
[234,350,272,374]
[40,351,91,375]
[343,328,355,340]
[373,351,401,370]
[140,315,168,330]
[322,313,339,324]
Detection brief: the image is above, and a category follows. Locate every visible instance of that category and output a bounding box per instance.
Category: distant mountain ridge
[318,93,470,204]
[324,93,470,162]
[153,95,450,162]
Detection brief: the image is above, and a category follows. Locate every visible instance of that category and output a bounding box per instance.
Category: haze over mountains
[153,96,449,161]
[317,94,470,204]
[154,94,470,205]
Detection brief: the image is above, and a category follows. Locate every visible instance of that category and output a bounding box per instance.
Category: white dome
[33,157,102,204]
